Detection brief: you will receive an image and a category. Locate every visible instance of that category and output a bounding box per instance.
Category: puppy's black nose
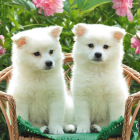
[95,53,102,58]
[45,61,52,67]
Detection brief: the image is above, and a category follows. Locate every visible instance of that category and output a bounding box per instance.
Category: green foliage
[0,0,140,139]
[0,110,9,140]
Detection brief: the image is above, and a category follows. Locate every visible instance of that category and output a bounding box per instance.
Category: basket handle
[0,91,19,140]
[122,91,140,140]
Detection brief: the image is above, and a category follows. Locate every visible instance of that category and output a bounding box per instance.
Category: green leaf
[64,0,71,15]
[124,53,137,68]
[137,9,140,16]
[0,39,4,47]
[13,0,31,10]
[7,13,20,29]
[27,1,36,10]
[83,0,111,10]
[126,23,136,32]
[77,0,86,10]
[5,2,33,14]
[5,2,23,9]
[71,10,79,19]
[71,0,77,7]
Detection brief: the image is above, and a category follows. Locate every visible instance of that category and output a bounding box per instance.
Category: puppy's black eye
[49,50,53,54]
[88,43,94,48]
[34,52,40,56]
[103,45,109,49]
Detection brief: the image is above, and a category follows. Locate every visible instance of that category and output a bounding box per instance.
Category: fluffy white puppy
[7,26,66,134]
[71,23,129,133]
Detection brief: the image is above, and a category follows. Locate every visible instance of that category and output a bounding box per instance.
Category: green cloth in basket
[17,116,138,140]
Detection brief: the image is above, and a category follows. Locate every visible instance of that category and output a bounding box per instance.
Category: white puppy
[71,23,129,133]
[7,26,66,134]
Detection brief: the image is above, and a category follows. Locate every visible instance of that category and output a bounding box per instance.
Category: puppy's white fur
[7,26,66,134]
[71,23,129,133]
[64,93,75,133]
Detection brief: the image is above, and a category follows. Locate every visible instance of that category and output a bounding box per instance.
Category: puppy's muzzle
[94,52,102,61]
[45,61,52,69]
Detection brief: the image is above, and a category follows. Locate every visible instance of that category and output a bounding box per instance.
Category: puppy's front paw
[52,129,64,134]
[91,124,101,133]
[64,124,76,133]
[76,127,90,133]
[40,126,49,134]
[49,126,64,134]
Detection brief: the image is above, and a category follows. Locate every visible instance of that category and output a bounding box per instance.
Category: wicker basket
[0,53,140,140]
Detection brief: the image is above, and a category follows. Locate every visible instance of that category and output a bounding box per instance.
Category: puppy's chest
[27,80,51,111]
[90,93,109,121]
[27,79,56,122]
[26,78,56,98]
[86,73,110,121]
[84,72,111,95]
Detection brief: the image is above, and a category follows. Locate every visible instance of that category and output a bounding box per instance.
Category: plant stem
[127,32,133,36]
[33,16,39,24]
[23,24,45,28]
[96,16,102,24]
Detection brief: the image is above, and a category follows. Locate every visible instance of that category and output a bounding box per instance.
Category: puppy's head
[72,23,126,65]
[12,26,63,71]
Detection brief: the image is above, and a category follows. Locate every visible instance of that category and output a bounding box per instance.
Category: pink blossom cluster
[0,35,5,55]
[112,0,133,22]
[32,0,65,16]
[131,31,140,55]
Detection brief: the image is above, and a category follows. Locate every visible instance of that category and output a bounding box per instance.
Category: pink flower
[0,47,6,55]
[131,31,140,54]
[112,0,133,22]
[32,0,65,16]
[0,35,6,55]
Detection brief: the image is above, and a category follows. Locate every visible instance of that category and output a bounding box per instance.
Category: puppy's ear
[11,36,27,48]
[112,27,126,41]
[72,23,87,38]
[50,26,63,38]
